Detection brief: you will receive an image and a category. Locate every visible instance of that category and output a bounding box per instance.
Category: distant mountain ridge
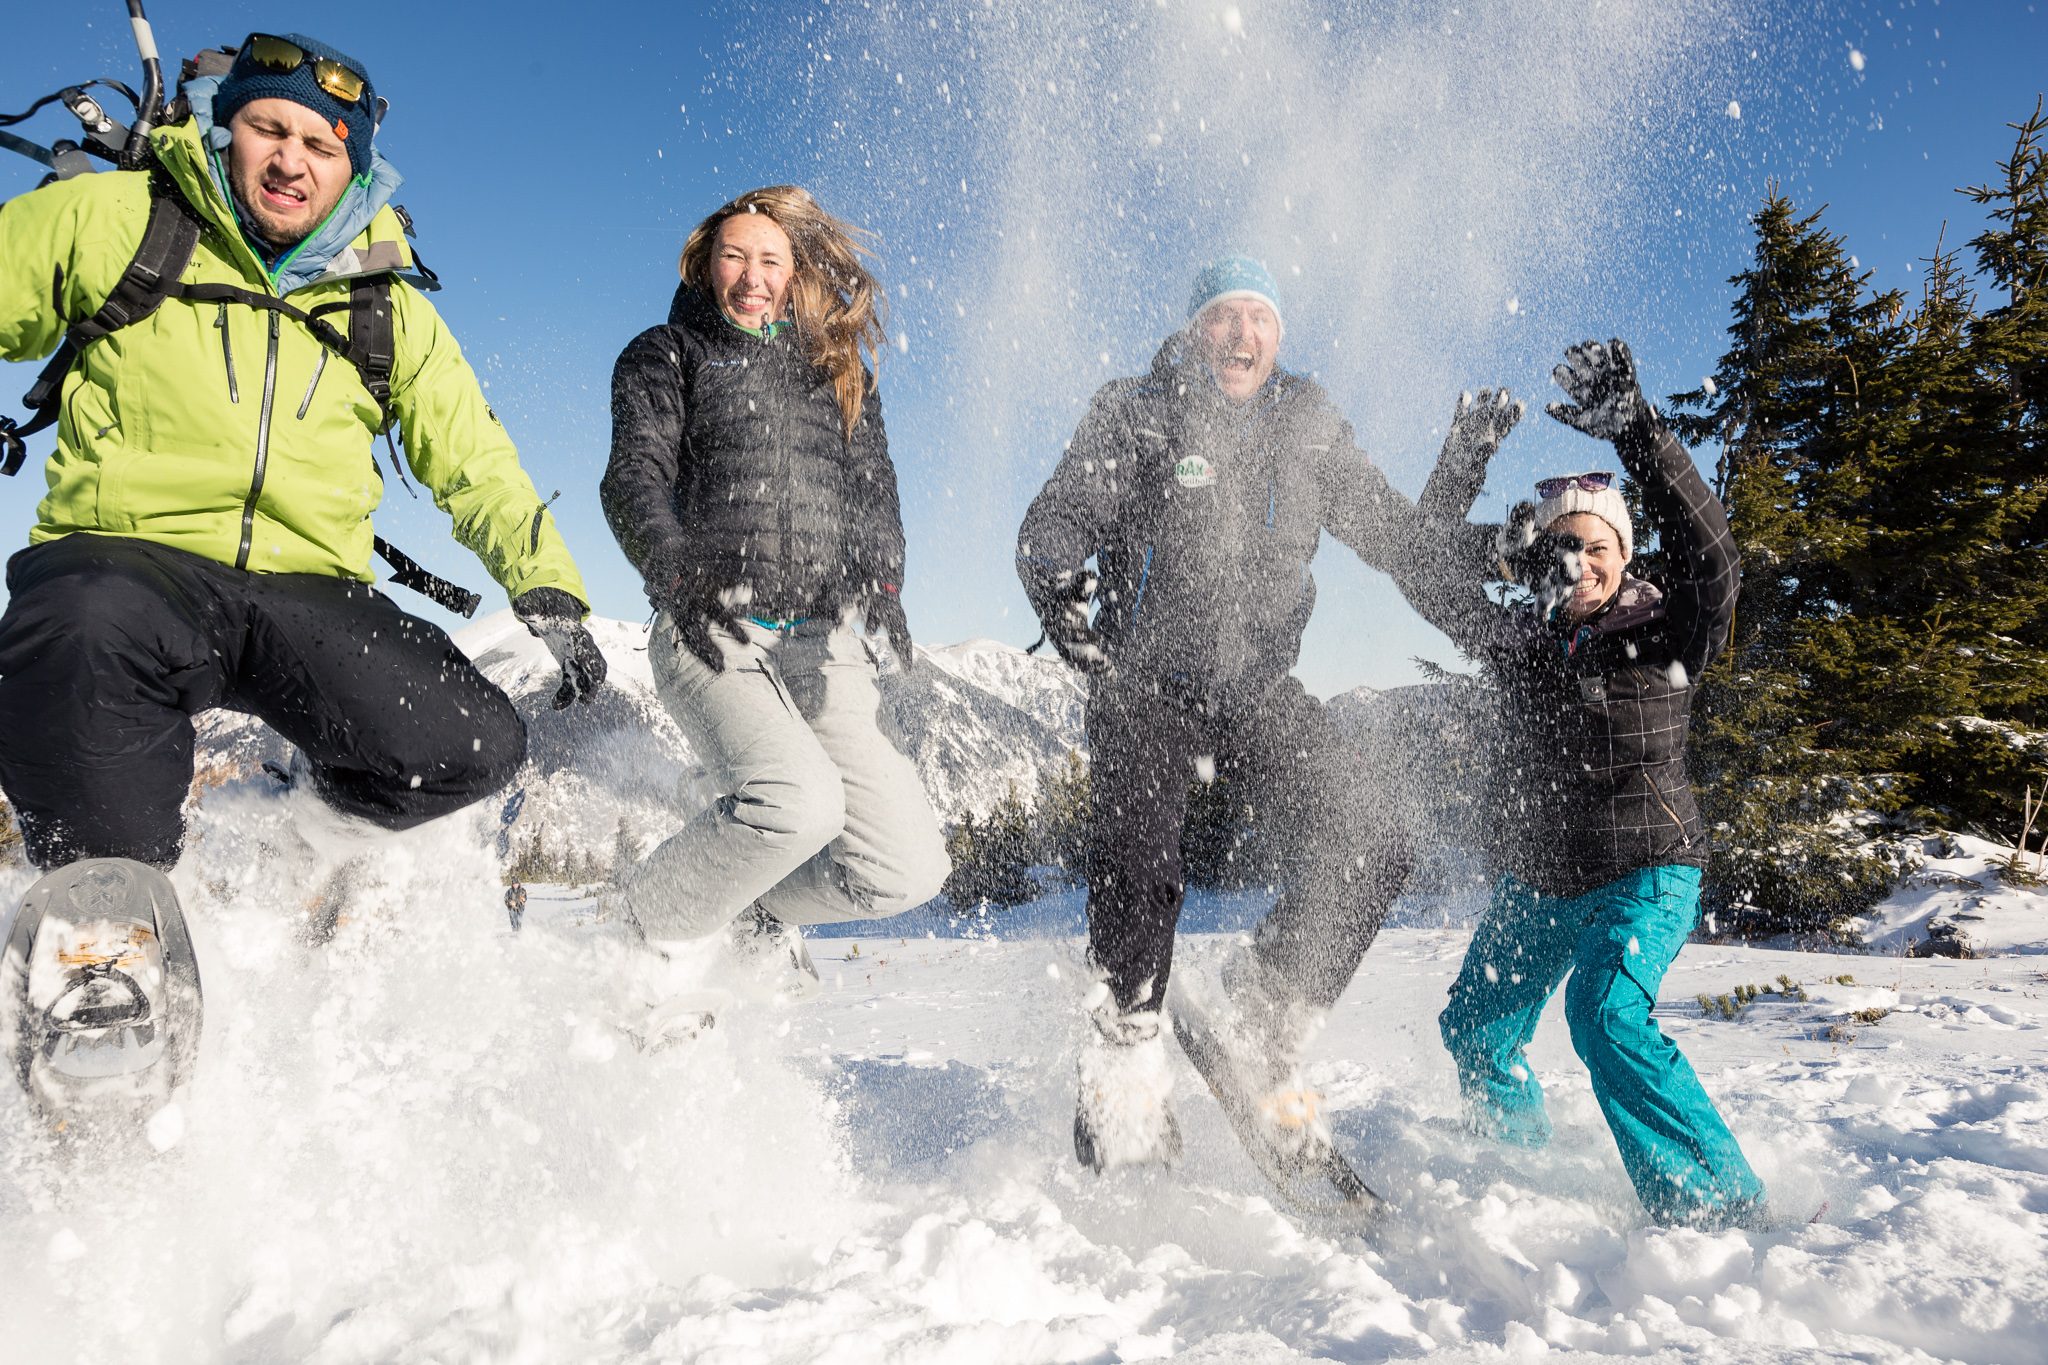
[188,613,1477,872]
[190,613,1089,864]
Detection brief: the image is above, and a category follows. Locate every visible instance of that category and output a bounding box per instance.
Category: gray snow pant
[617,611,950,939]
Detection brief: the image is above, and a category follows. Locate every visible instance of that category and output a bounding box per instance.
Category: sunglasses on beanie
[236,34,370,106]
[1534,471,1617,499]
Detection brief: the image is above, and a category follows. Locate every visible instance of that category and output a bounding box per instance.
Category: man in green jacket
[0,34,604,1110]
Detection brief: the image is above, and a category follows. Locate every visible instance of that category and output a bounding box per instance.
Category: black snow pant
[1085,674,1413,1016]
[0,534,527,870]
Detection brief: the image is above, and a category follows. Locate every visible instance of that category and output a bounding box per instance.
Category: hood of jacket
[168,76,408,295]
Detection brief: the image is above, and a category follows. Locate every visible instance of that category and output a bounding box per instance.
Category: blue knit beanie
[214,33,377,180]
[1186,255,1284,338]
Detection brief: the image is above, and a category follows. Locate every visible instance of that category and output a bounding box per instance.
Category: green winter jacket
[0,119,587,607]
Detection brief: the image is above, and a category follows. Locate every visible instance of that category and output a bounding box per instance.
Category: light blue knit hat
[1186,255,1284,338]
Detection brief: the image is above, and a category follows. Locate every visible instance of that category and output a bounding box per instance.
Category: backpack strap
[1,172,201,475]
[344,275,395,419]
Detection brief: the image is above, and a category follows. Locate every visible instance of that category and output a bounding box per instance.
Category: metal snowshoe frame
[0,858,203,1117]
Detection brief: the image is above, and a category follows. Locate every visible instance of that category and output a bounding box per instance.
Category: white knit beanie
[1533,477,1633,562]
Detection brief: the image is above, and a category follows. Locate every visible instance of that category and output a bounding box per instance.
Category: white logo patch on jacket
[1173,454,1218,489]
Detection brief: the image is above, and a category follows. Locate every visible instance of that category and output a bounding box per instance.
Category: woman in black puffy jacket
[599,186,947,992]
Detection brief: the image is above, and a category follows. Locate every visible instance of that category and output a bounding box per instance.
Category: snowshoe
[0,858,203,1122]
[1074,1006,1182,1172]
[726,903,821,1004]
[605,923,738,1053]
[1170,958,1386,1228]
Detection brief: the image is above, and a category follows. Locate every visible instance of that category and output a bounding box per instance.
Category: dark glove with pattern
[1546,338,1655,448]
[658,576,752,674]
[1424,387,1526,520]
[1036,569,1110,675]
[512,587,608,709]
[1497,502,1586,617]
[1160,670,1272,724]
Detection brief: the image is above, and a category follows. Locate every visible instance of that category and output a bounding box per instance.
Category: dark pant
[1084,675,1413,1015]
[0,535,526,869]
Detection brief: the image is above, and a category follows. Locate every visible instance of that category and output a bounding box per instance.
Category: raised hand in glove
[1036,569,1110,675]
[1423,387,1526,516]
[1497,502,1586,618]
[1546,338,1655,446]
[513,587,608,709]
[863,581,916,671]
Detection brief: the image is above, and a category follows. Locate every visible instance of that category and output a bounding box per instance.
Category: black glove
[512,587,607,709]
[863,580,915,671]
[1035,569,1109,675]
[658,576,752,674]
[1546,338,1655,447]
[1497,502,1585,617]
[1425,387,1526,517]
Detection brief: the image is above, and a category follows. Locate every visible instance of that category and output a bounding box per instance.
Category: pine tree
[1668,185,1911,934]
[0,794,21,866]
[1033,748,1092,883]
[940,786,1041,909]
[941,813,982,905]
[1940,98,2048,825]
[609,818,643,886]
[507,829,561,883]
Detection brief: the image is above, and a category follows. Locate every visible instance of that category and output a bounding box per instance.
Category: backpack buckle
[0,419,27,477]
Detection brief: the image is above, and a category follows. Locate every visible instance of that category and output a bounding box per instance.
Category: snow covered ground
[1849,833,2048,960]
[3,836,2044,1364]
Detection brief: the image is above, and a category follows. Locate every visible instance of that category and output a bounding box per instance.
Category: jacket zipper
[768,328,794,600]
[295,349,328,420]
[236,311,282,569]
[216,303,239,403]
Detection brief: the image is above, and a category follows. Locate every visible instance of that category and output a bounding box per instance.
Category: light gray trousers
[618,611,950,940]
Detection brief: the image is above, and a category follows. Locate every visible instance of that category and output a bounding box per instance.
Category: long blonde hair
[680,185,887,440]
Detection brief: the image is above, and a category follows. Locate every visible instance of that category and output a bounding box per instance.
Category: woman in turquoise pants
[1408,339,1764,1228]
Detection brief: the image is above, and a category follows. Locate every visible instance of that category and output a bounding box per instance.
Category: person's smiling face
[1194,297,1280,402]
[1551,512,1628,619]
[709,213,794,329]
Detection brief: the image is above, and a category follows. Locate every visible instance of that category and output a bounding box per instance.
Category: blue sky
[3,0,2045,697]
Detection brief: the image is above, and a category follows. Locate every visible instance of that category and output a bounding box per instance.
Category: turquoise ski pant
[1438,865,1765,1225]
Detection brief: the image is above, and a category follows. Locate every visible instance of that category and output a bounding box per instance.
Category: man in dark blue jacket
[1017,257,1519,1173]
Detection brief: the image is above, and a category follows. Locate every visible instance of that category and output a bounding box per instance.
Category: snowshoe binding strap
[44,961,155,1037]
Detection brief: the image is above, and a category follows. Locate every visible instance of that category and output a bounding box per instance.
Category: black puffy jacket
[601,285,907,618]
[1017,335,1420,709]
[1408,423,1739,896]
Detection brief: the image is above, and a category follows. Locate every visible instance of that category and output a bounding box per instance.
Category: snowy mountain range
[187,611,1505,872]
[191,612,1091,861]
